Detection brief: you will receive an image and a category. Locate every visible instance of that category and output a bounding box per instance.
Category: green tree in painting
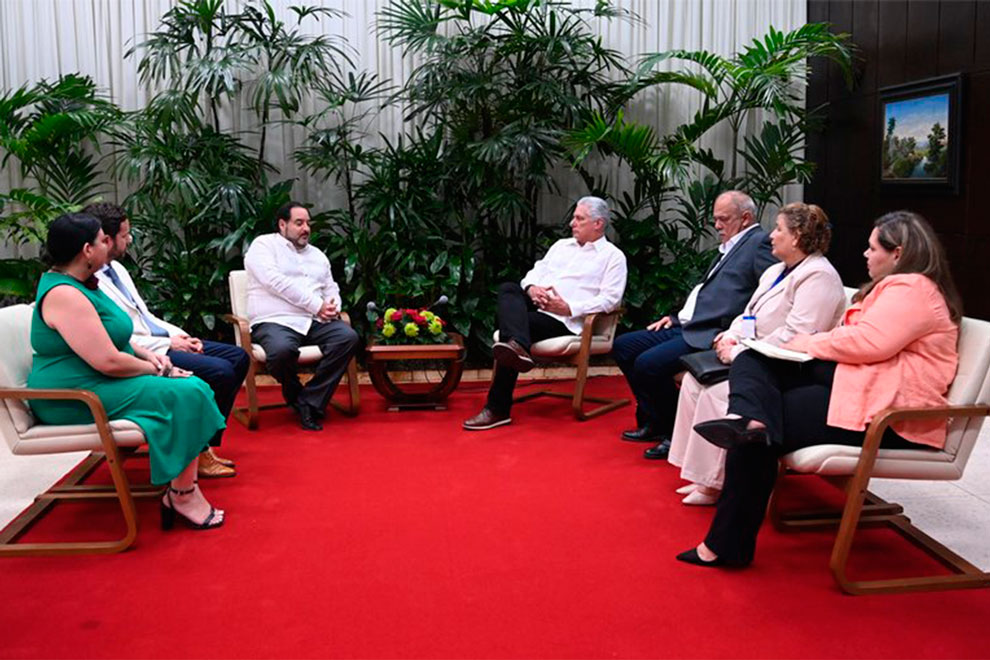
[882,116,896,172]
[924,121,946,177]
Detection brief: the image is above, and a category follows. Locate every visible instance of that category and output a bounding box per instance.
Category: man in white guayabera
[243,202,359,431]
[463,196,628,431]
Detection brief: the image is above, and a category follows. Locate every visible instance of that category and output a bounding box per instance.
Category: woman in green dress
[28,213,228,531]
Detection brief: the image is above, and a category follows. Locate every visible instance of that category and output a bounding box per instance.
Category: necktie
[103,266,170,337]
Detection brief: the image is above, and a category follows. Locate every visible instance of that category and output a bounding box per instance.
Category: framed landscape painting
[879,74,962,193]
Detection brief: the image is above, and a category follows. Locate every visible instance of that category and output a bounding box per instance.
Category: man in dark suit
[611,191,776,459]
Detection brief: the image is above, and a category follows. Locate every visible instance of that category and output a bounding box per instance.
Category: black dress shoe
[621,425,664,442]
[643,438,672,460]
[298,404,323,431]
[693,417,768,450]
[676,547,726,567]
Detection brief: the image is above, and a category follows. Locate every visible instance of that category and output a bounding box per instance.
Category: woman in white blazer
[667,203,846,505]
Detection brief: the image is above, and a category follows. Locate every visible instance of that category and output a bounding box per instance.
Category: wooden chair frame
[511,311,629,421]
[769,403,990,595]
[224,311,360,430]
[0,388,162,557]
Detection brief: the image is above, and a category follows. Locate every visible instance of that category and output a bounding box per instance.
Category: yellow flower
[384,307,397,320]
[422,310,435,322]
[404,322,419,337]
[382,323,397,338]
[428,319,443,335]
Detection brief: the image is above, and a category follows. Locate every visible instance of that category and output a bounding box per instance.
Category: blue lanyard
[770,258,805,289]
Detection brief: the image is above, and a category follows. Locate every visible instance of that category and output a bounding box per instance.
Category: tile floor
[2,423,988,570]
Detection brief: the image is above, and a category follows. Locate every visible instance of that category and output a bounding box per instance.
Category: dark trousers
[611,327,694,432]
[168,340,249,447]
[251,320,360,412]
[705,352,917,565]
[487,282,571,415]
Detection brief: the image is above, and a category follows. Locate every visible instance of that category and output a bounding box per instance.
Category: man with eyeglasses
[611,191,776,460]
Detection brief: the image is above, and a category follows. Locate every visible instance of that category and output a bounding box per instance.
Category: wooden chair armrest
[578,308,624,333]
[579,312,600,335]
[0,387,120,453]
[223,313,255,353]
[853,403,990,479]
[0,386,109,409]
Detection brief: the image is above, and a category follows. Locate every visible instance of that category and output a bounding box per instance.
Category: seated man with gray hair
[463,196,627,430]
[612,190,776,459]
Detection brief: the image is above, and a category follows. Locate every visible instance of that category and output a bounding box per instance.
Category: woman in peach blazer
[679,211,962,567]
[668,203,846,505]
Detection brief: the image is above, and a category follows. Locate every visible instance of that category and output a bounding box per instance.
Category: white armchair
[225,269,359,429]
[0,304,160,557]
[769,314,990,594]
[495,309,629,420]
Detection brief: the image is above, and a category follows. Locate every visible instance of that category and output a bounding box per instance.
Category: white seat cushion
[250,344,325,364]
[492,330,613,359]
[529,334,614,358]
[783,444,961,480]
[9,419,146,455]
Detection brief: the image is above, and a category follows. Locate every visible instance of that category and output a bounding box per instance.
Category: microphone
[365,300,379,322]
[430,295,449,309]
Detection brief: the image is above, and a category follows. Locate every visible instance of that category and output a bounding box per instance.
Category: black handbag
[679,349,730,385]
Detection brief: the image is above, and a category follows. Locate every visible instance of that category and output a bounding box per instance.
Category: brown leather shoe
[462,407,512,431]
[198,451,236,479]
[206,447,235,468]
[492,338,535,373]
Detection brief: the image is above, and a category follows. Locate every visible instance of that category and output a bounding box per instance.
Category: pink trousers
[667,373,728,489]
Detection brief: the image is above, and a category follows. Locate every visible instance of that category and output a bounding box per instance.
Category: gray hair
[576,196,610,229]
[718,191,757,224]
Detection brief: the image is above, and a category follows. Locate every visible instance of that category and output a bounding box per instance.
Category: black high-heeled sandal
[160,485,224,531]
[693,416,769,450]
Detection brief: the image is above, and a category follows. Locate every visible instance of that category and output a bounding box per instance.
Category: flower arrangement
[373,307,449,345]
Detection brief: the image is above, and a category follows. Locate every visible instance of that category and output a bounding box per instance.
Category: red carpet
[1,376,989,658]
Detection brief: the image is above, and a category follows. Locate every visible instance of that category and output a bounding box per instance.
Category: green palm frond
[378,0,448,52]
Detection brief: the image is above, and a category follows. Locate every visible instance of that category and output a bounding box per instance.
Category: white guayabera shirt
[243,233,341,336]
[520,235,628,335]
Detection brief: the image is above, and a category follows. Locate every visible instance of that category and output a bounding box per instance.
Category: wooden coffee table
[365,333,466,411]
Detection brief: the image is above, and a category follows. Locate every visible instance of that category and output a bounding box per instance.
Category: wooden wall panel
[877,0,907,87]
[903,1,939,80]
[827,0,855,101]
[963,71,990,237]
[807,0,990,319]
[976,1,990,66]
[937,1,975,75]
[852,0,879,92]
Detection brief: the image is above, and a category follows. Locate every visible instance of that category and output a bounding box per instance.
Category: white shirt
[678,223,759,324]
[243,233,341,336]
[519,235,627,334]
[95,261,186,355]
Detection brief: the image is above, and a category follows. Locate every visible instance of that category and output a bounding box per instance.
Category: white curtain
[0,0,806,257]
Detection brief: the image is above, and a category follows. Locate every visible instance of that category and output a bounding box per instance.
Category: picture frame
[878,73,962,194]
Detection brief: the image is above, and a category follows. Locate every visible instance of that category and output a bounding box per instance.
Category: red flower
[376,318,384,330]
[405,308,418,316]
[410,313,426,325]
[390,311,403,321]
